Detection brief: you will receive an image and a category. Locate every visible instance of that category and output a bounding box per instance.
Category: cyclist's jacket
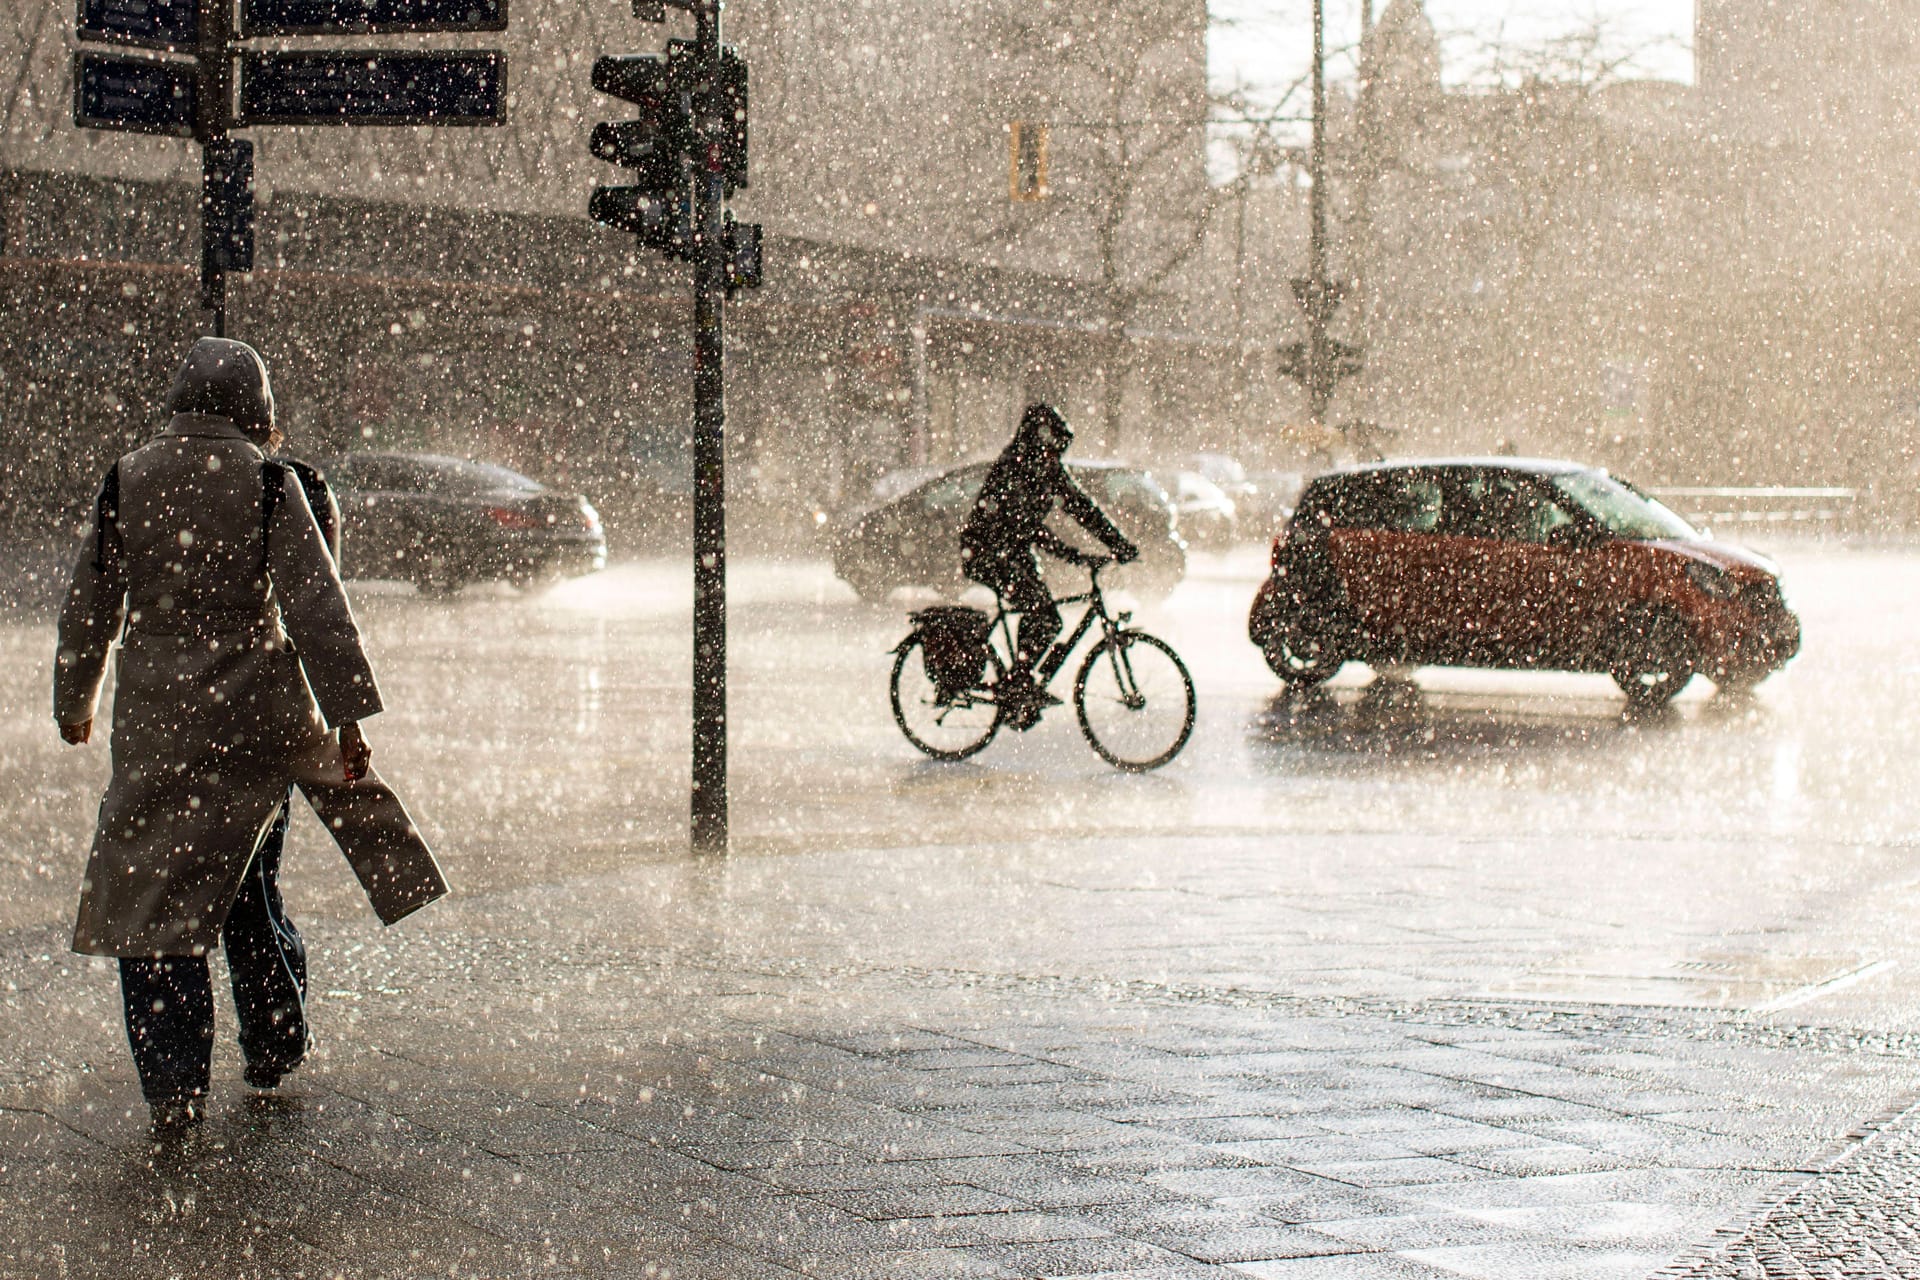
[960,430,1134,576]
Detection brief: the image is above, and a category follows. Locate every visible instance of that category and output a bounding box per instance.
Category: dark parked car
[326,452,606,595]
[833,460,1188,603]
[1248,458,1801,706]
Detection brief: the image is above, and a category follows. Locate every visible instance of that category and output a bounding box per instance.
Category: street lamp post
[1306,0,1330,426]
[1279,0,1360,436]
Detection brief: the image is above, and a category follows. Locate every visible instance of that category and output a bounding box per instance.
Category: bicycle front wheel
[1074,630,1196,771]
[891,639,1000,760]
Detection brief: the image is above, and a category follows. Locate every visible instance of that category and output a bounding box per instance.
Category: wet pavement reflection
[3,539,1920,1277]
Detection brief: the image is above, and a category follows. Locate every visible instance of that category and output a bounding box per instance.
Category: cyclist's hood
[1015,403,1071,454]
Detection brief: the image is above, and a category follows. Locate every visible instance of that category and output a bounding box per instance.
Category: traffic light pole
[1306,0,1330,426]
[689,0,728,854]
[196,0,231,337]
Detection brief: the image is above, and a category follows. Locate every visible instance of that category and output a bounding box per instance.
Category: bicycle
[889,560,1197,771]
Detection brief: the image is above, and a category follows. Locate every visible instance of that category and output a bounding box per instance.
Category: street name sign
[237,50,507,126]
[72,52,196,135]
[75,0,198,51]
[240,0,507,37]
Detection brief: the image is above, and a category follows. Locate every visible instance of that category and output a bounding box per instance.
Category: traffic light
[587,19,759,291]
[1330,339,1364,380]
[1275,338,1364,386]
[1276,340,1306,384]
[712,46,747,194]
[589,53,692,259]
[203,139,254,272]
[662,40,745,193]
[723,214,760,294]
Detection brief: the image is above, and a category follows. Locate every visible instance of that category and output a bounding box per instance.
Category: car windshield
[1551,471,1696,540]
[1080,468,1170,511]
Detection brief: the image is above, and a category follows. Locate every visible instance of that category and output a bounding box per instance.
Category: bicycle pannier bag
[910,605,991,698]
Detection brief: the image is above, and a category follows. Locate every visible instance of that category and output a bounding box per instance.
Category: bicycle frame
[984,564,1129,696]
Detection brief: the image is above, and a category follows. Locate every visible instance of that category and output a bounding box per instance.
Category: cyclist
[960,403,1138,724]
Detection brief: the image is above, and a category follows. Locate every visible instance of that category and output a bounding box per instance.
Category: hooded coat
[959,406,1133,580]
[56,409,447,957]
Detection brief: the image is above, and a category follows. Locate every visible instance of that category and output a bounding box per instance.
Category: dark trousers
[968,551,1060,674]
[118,798,309,1103]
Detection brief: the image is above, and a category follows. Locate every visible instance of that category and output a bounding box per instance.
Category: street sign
[631,0,691,21]
[72,52,196,135]
[75,0,198,51]
[238,50,507,126]
[240,0,506,36]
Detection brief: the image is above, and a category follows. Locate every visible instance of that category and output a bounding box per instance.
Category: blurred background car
[1238,469,1306,542]
[326,452,606,596]
[1166,470,1238,549]
[1181,452,1257,510]
[1247,458,1801,706]
[833,460,1188,603]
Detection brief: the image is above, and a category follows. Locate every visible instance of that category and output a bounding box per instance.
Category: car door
[1438,469,1584,665]
[334,457,413,578]
[1324,469,1453,661]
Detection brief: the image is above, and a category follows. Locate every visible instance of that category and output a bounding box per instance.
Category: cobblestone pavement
[3,856,1920,1280]
[1656,1100,1920,1280]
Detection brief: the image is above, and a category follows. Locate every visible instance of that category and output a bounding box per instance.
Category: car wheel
[1610,607,1695,707]
[1263,617,1346,689]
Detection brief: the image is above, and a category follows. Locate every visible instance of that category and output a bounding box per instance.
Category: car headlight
[1685,560,1737,600]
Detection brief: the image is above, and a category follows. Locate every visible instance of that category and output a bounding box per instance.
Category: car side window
[1382,476,1444,533]
[1320,472,1442,533]
[1448,472,1573,543]
[349,459,406,491]
[920,470,983,513]
[1525,493,1577,544]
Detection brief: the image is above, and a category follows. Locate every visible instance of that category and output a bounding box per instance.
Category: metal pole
[196,0,230,337]
[1306,0,1330,425]
[1232,181,1248,459]
[689,0,728,854]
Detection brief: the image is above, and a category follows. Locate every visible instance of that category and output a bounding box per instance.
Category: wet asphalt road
[4,538,1920,1278]
[10,539,1918,1026]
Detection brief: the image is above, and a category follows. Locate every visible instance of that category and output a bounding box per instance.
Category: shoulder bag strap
[92,462,120,574]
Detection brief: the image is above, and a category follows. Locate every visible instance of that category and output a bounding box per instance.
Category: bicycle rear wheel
[1074,630,1195,771]
[891,639,1000,760]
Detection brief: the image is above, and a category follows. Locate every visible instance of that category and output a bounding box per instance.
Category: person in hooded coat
[54,337,447,1130]
[959,404,1139,721]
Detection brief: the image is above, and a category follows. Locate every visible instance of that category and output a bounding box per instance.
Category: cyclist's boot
[997,671,1057,731]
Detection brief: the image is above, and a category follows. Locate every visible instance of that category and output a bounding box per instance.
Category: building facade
[1,0,1229,545]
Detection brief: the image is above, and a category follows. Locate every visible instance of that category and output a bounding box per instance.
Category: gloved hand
[1113,540,1140,565]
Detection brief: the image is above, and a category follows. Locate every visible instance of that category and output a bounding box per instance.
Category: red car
[1248,459,1801,706]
